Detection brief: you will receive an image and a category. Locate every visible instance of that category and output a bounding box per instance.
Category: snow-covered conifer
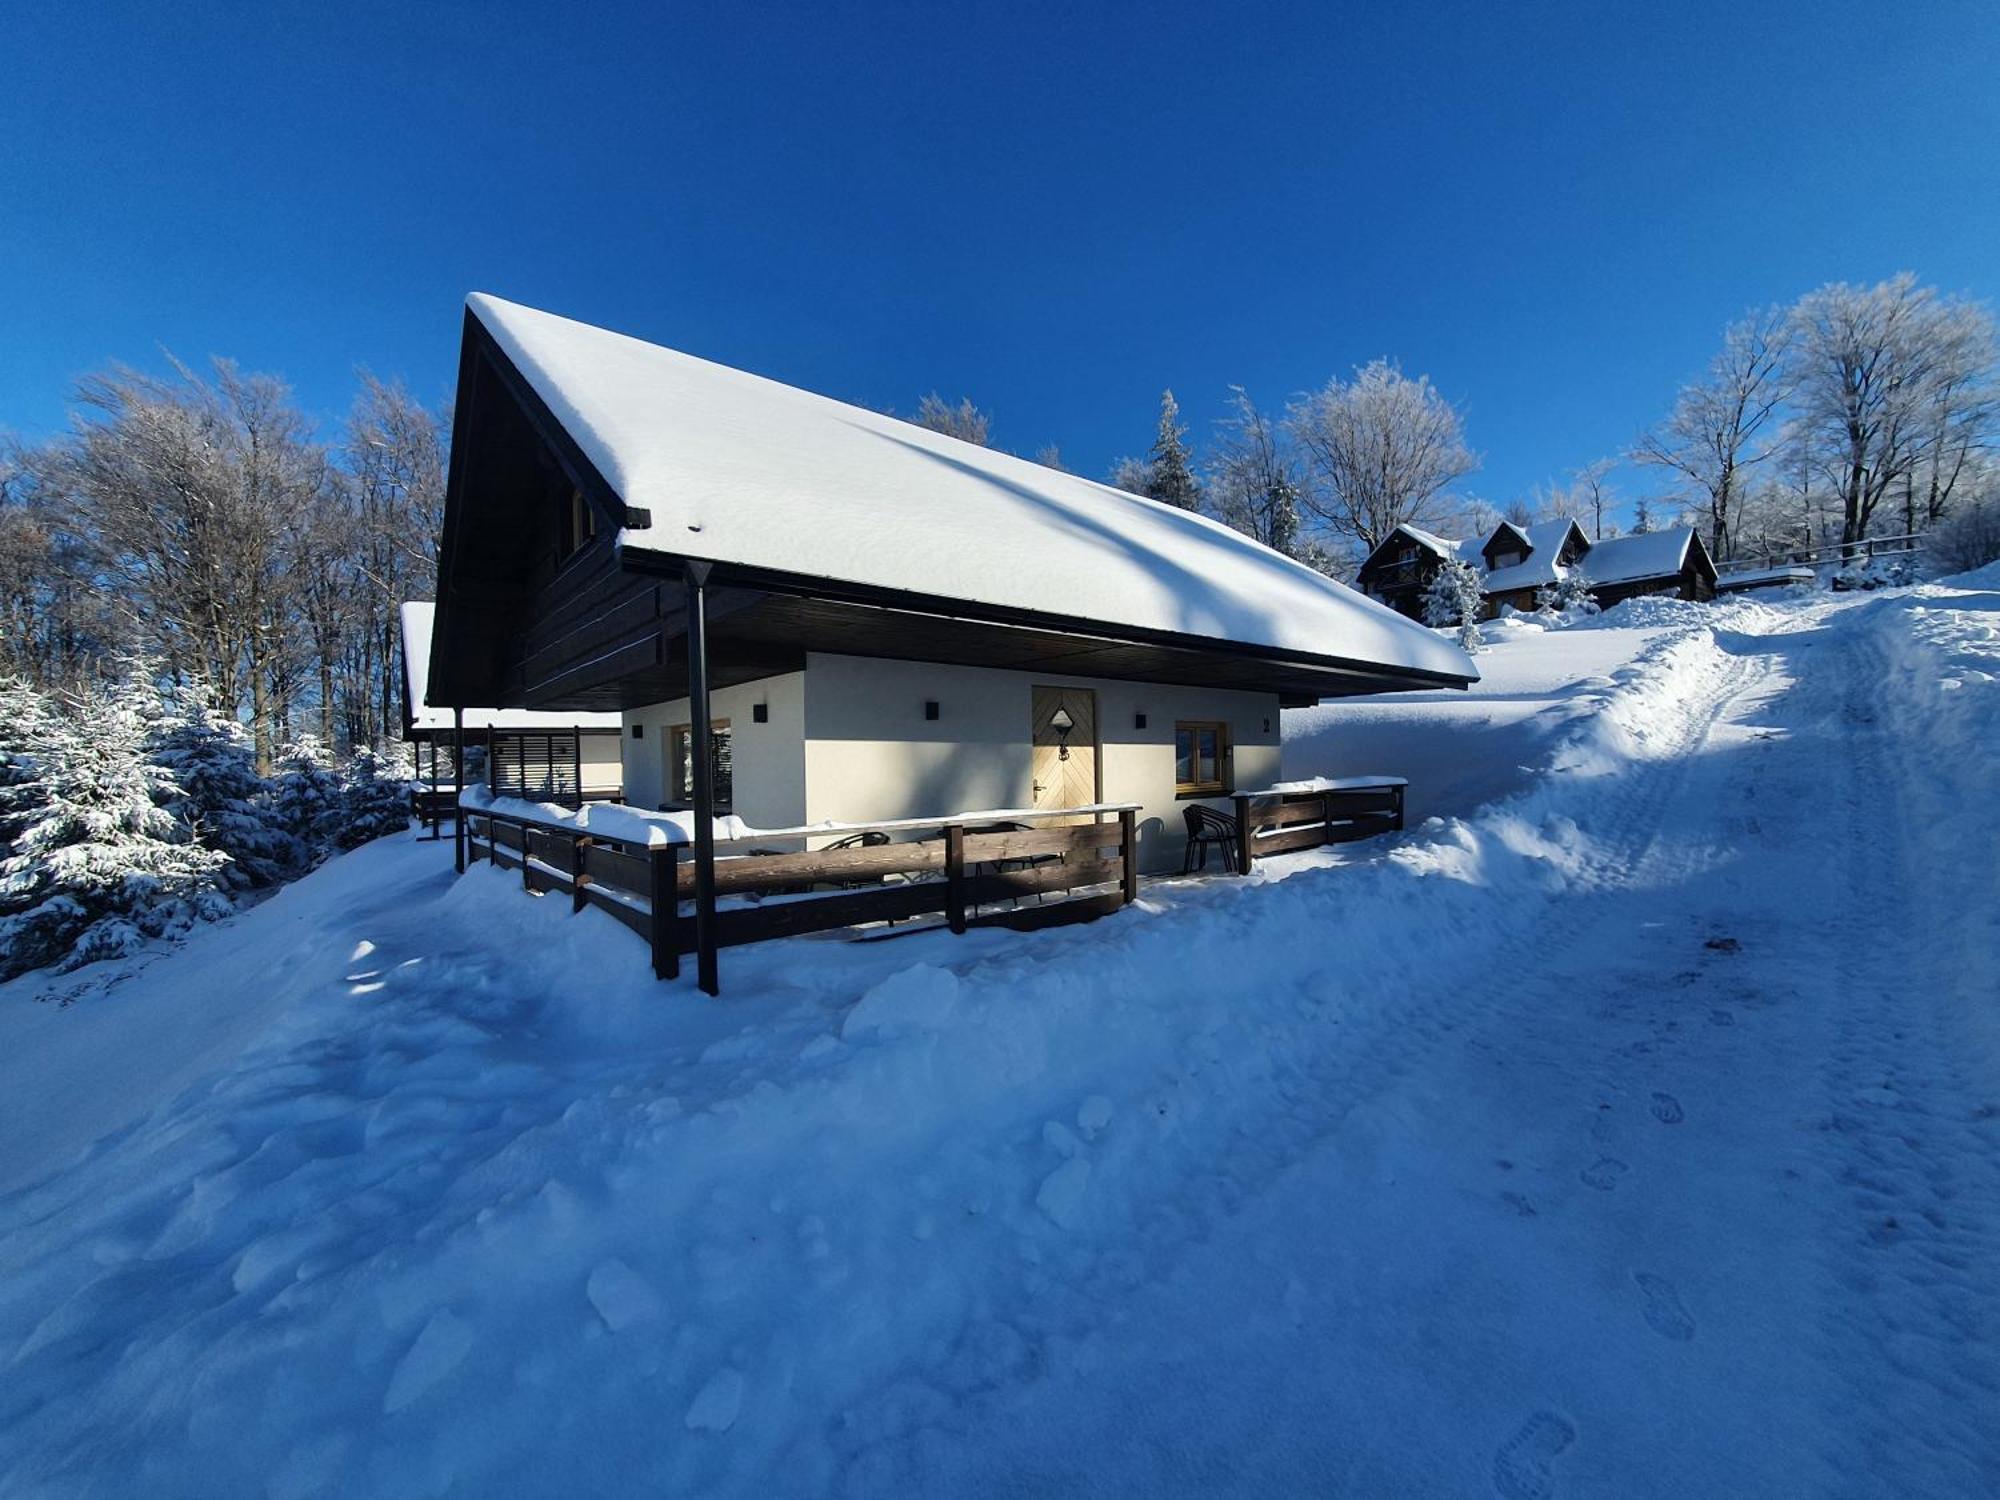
[271,735,344,859]
[150,679,299,886]
[1145,391,1202,511]
[334,743,414,850]
[1423,558,1486,654]
[0,677,230,979]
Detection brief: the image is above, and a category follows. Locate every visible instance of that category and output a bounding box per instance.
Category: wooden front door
[1031,685,1099,815]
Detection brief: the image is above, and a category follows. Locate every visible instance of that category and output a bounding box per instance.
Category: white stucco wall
[799,653,1280,873]
[581,734,624,797]
[619,672,807,825]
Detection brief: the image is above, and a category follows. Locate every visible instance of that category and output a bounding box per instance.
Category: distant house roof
[1480,519,1589,594]
[1579,529,1700,586]
[1361,517,1707,601]
[464,294,1475,688]
[400,602,620,734]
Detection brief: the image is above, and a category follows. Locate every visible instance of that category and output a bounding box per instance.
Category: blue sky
[3,0,1996,526]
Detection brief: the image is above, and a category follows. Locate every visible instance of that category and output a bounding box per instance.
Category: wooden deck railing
[463,804,1141,979]
[1230,779,1406,871]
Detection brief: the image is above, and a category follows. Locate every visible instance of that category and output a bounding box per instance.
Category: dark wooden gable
[430,311,652,708]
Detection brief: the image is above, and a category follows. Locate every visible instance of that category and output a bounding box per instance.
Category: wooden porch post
[1232,793,1253,876]
[1118,807,1138,904]
[453,709,466,874]
[685,560,720,996]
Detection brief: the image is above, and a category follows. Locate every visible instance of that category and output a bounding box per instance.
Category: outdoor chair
[1181,803,1240,874]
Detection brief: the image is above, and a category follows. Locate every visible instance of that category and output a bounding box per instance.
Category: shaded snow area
[4,580,1999,1497]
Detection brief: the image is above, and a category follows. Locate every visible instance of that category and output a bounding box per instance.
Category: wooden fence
[1714,529,1925,576]
[463,805,1141,979]
[1230,780,1405,870]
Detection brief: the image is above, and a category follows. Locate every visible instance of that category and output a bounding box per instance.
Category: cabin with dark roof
[425,295,1478,989]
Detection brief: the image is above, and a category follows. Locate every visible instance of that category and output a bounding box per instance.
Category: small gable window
[559,486,598,561]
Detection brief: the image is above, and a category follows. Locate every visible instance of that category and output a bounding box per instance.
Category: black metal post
[453,708,466,874]
[685,561,720,996]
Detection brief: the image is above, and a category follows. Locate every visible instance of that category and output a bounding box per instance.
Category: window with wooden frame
[667,719,733,810]
[1174,720,1230,797]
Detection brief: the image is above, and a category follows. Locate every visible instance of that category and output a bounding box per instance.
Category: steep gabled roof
[1481,519,1591,593]
[464,294,1475,687]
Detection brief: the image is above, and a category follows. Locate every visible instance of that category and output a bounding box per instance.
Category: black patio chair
[1181,803,1240,874]
[818,829,892,891]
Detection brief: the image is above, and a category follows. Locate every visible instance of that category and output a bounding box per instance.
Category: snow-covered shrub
[1423,558,1485,653]
[334,744,414,850]
[271,735,345,857]
[1930,501,2000,576]
[0,676,231,980]
[149,681,299,887]
[1534,571,1601,620]
[1833,554,1920,591]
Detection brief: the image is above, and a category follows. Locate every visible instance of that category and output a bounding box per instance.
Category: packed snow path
[1,581,1996,1497]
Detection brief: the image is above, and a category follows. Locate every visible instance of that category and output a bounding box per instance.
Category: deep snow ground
[1,581,1996,1498]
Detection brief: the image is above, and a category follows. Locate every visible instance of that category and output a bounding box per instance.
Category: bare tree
[1633,307,1790,561]
[50,359,327,767]
[344,376,449,747]
[912,393,992,446]
[1787,274,1994,549]
[1208,387,1306,557]
[1286,359,1478,553]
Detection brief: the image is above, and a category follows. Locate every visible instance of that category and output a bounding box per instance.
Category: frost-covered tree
[1633,306,1791,562]
[271,735,344,858]
[0,676,229,980]
[334,744,414,851]
[1787,274,1995,550]
[912,394,992,446]
[1209,387,1307,557]
[1144,390,1202,511]
[1535,571,1600,618]
[150,679,298,887]
[1288,359,1479,551]
[1107,454,1154,495]
[1423,558,1485,654]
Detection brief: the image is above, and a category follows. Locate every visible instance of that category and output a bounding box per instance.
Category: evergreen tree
[1422,558,1486,654]
[271,735,344,859]
[1145,390,1202,511]
[150,679,300,886]
[1632,497,1654,534]
[0,677,230,979]
[334,743,415,851]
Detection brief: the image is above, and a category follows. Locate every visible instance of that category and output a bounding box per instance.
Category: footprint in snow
[1579,1158,1628,1191]
[1634,1272,1696,1341]
[1708,1009,1736,1027]
[1492,1410,1576,1500]
[1649,1092,1684,1125]
[685,1367,745,1433]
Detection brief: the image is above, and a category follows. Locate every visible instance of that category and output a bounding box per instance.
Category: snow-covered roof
[400,602,622,734]
[1577,529,1695,586]
[1479,520,1585,593]
[465,294,1475,684]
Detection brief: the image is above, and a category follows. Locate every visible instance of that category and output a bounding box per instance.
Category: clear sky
[3,0,1996,525]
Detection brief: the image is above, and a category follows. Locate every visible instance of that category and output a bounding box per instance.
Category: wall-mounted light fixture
[1134,711,1148,730]
[630,723,644,739]
[1049,704,1075,760]
[924,700,940,721]
[753,702,769,723]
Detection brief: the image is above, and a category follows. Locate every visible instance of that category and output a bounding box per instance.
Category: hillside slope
[2,577,1996,1498]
